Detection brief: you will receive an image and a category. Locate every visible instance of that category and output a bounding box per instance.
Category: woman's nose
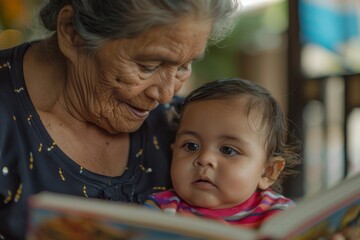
[145,80,175,104]
[145,70,186,103]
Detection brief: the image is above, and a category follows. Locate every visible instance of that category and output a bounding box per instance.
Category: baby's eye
[220,146,239,156]
[184,142,199,152]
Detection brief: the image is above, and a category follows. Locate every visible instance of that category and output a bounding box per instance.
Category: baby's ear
[258,157,285,190]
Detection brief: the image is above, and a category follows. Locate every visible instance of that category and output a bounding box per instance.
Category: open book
[26,173,360,240]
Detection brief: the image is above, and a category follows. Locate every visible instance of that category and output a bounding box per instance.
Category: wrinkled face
[68,16,212,133]
[171,97,269,209]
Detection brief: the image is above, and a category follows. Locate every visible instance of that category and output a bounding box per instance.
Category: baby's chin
[182,195,235,209]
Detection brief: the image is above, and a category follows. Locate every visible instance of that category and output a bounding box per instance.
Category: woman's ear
[57,5,82,61]
[258,157,285,190]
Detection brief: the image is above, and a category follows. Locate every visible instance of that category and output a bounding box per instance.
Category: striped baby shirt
[145,189,295,228]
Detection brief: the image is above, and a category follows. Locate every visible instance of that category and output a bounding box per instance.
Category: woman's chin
[105,120,144,134]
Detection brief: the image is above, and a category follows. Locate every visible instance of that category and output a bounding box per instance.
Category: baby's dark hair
[177,77,302,192]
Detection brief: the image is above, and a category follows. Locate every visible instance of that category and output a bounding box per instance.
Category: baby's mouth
[192,176,217,188]
[195,178,211,184]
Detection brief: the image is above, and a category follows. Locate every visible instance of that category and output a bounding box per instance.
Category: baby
[146,78,302,228]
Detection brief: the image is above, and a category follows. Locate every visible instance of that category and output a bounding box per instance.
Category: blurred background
[1,0,359,200]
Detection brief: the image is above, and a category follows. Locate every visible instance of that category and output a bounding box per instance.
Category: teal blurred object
[299,0,360,52]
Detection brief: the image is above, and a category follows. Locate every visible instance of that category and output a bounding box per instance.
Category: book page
[27,192,257,240]
[258,173,360,240]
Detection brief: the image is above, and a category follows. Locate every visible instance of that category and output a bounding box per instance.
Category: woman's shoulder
[0,42,30,90]
[0,41,29,63]
[0,45,13,84]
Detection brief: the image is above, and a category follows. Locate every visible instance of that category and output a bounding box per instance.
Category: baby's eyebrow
[176,130,199,138]
[218,135,251,147]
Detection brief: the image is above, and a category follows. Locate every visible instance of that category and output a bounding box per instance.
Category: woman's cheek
[174,78,189,94]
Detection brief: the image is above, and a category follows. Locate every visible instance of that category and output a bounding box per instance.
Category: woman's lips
[126,104,150,119]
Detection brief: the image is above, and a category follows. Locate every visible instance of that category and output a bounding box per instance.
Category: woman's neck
[24,38,68,112]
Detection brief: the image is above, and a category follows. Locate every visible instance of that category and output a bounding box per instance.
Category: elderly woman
[0,0,238,239]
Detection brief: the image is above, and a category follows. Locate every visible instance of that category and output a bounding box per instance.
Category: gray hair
[39,0,239,49]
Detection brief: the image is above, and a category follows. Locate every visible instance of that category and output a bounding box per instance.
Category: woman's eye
[220,146,239,156]
[176,64,192,80]
[139,64,158,73]
[178,63,192,72]
[184,142,199,152]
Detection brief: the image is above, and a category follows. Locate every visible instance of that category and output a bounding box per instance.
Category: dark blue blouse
[0,42,179,240]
